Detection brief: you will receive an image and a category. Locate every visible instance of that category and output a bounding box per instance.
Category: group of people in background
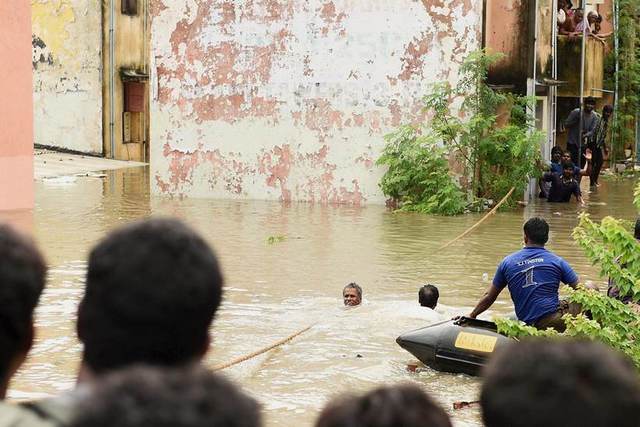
[557,0,611,42]
[540,97,613,206]
[0,217,639,427]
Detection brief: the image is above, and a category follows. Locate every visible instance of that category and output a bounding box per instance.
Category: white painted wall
[150,0,483,203]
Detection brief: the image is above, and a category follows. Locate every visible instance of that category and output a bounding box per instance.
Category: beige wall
[32,0,103,154]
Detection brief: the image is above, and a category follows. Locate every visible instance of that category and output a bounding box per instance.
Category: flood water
[1,167,638,426]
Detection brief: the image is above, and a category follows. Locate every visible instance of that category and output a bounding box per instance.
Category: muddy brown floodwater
[0,167,637,427]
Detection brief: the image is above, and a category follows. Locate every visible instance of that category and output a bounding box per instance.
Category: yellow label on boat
[454,332,498,353]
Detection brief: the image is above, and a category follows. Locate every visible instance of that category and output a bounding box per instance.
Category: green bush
[377,126,466,215]
[378,50,543,214]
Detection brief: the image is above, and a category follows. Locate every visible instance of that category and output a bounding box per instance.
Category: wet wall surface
[2,167,637,426]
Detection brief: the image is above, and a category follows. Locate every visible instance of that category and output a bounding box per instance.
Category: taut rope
[438,187,516,251]
[212,324,315,371]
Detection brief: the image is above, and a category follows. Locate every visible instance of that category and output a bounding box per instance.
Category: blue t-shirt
[493,247,578,324]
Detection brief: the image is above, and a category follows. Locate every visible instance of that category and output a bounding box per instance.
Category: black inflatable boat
[396,317,512,376]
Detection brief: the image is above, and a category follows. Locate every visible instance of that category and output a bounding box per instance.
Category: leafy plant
[378,50,543,214]
[497,182,640,368]
[377,126,466,215]
[605,0,640,165]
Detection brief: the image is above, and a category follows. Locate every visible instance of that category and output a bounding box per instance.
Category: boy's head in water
[418,284,439,309]
[343,283,362,306]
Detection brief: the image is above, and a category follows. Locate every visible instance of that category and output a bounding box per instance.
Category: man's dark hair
[603,104,613,114]
[343,282,362,299]
[315,384,452,427]
[523,217,549,246]
[69,366,261,427]
[551,146,563,156]
[562,161,575,171]
[78,218,224,374]
[584,96,596,106]
[635,218,640,240]
[418,284,439,309]
[481,339,640,427]
[0,224,46,384]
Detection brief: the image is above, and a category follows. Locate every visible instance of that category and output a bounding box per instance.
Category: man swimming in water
[343,283,362,306]
[418,284,439,309]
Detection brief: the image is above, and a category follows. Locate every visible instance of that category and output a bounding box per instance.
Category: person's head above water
[343,282,362,306]
[418,284,439,309]
[562,161,576,179]
[78,218,224,377]
[523,217,549,247]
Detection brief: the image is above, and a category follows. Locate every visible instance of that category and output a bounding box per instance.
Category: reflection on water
[1,167,637,427]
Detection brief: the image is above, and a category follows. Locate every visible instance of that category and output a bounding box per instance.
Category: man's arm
[574,187,585,206]
[468,285,503,319]
[565,109,579,128]
[579,149,593,176]
[583,115,598,139]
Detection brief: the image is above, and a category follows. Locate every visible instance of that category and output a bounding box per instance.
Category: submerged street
[2,166,636,426]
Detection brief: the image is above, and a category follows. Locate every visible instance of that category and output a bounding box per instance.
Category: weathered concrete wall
[0,2,34,210]
[32,0,102,154]
[150,0,482,204]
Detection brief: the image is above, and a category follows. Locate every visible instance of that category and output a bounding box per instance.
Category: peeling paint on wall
[150,0,482,203]
[31,0,102,154]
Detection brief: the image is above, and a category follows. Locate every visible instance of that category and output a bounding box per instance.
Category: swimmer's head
[343,283,362,307]
[418,284,439,309]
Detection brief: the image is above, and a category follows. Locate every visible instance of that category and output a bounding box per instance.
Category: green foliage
[605,0,640,164]
[378,50,543,214]
[497,182,640,368]
[267,235,287,245]
[376,126,466,215]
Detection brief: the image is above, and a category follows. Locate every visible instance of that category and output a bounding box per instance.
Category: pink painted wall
[0,2,34,210]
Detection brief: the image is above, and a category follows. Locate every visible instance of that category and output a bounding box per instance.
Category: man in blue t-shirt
[467,217,581,331]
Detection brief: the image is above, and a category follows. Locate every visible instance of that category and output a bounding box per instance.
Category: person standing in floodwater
[343,283,362,306]
[564,97,598,167]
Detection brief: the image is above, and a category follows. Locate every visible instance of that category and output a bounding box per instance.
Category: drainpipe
[612,0,620,167]
[109,0,116,159]
[577,0,587,163]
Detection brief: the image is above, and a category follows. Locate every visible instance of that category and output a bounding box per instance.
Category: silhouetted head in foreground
[78,218,224,376]
[343,282,362,306]
[315,383,452,427]
[69,366,261,427]
[481,339,640,427]
[418,284,439,309]
[0,224,46,397]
